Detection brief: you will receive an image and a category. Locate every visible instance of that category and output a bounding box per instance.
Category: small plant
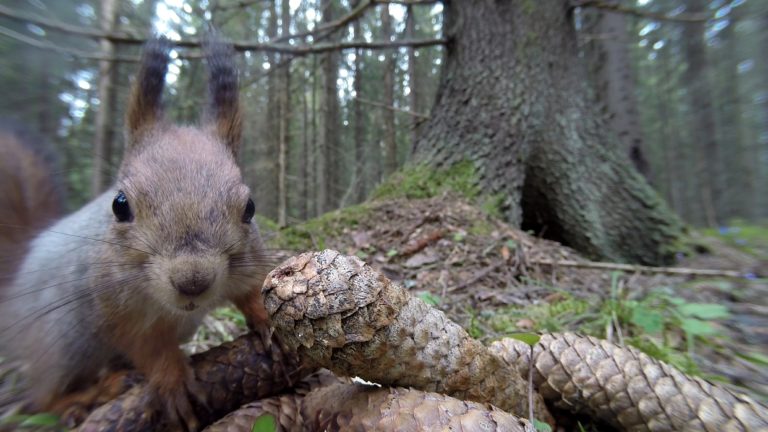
[251,414,277,432]
[483,276,732,378]
[0,413,62,431]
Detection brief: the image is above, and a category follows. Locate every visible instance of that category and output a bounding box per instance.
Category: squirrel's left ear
[203,31,242,156]
[125,37,171,151]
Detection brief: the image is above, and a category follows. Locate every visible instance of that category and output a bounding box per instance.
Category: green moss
[480,194,505,219]
[275,203,372,251]
[371,161,480,201]
[254,214,280,233]
[486,295,594,334]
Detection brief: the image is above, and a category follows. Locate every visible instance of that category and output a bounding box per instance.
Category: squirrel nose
[172,273,213,297]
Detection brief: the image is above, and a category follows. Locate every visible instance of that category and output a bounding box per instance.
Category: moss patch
[371,161,480,201]
[274,203,372,251]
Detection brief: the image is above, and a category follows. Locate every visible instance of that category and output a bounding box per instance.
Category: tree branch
[273,0,374,43]
[373,0,441,5]
[0,4,446,57]
[572,0,711,23]
[0,25,136,62]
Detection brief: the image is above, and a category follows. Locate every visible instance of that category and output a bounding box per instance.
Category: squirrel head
[109,35,260,313]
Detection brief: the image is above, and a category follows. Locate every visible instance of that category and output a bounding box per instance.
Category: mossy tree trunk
[414,0,683,265]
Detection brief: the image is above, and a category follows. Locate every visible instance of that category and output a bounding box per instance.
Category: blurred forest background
[0,0,766,228]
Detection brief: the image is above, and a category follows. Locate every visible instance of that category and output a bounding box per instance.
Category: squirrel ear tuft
[125,36,171,149]
[203,31,242,155]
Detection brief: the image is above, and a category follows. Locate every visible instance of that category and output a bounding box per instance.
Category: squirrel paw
[152,366,208,432]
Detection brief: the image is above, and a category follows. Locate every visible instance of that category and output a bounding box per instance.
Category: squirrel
[0,120,65,282]
[0,36,271,430]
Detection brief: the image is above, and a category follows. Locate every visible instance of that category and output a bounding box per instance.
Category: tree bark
[415,0,683,265]
[380,5,397,177]
[318,0,341,212]
[715,10,750,221]
[405,5,421,151]
[277,0,291,226]
[584,7,650,179]
[260,0,279,221]
[301,62,310,221]
[682,0,719,227]
[352,3,366,204]
[90,0,118,197]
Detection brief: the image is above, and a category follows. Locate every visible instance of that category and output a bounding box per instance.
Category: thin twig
[531,259,745,278]
[353,96,430,119]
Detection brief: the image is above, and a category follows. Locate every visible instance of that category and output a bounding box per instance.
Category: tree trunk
[380,5,397,177]
[91,0,118,197]
[277,0,291,226]
[715,11,749,221]
[682,0,719,227]
[405,5,421,151]
[415,0,682,265]
[312,54,322,218]
[352,0,366,203]
[759,8,768,219]
[318,0,341,212]
[584,8,650,179]
[301,64,310,221]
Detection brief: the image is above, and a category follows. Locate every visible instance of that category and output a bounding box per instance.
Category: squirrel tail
[0,120,65,283]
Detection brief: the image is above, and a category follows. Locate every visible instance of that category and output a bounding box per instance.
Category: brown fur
[0,124,64,282]
[0,37,268,430]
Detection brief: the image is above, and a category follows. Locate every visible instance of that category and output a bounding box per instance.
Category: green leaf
[508,332,541,346]
[386,249,398,257]
[666,296,687,306]
[452,232,466,242]
[630,305,664,333]
[505,239,517,249]
[533,419,553,432]
[19,413,60,427]
[677,303,729,319]
[417,292,441,306]
[355,250,369,260]
[680,318,718,336]
[735,351,768,367]
[212,307,247,327]
[251,414,277,432]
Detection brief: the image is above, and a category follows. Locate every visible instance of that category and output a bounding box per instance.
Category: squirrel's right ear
[125,37,171,149]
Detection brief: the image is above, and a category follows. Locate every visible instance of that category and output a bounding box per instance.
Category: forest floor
[2,192,767,429]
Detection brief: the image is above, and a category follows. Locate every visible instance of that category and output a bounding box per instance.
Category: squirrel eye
[112,190,133,222]
[242,198,255,224]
